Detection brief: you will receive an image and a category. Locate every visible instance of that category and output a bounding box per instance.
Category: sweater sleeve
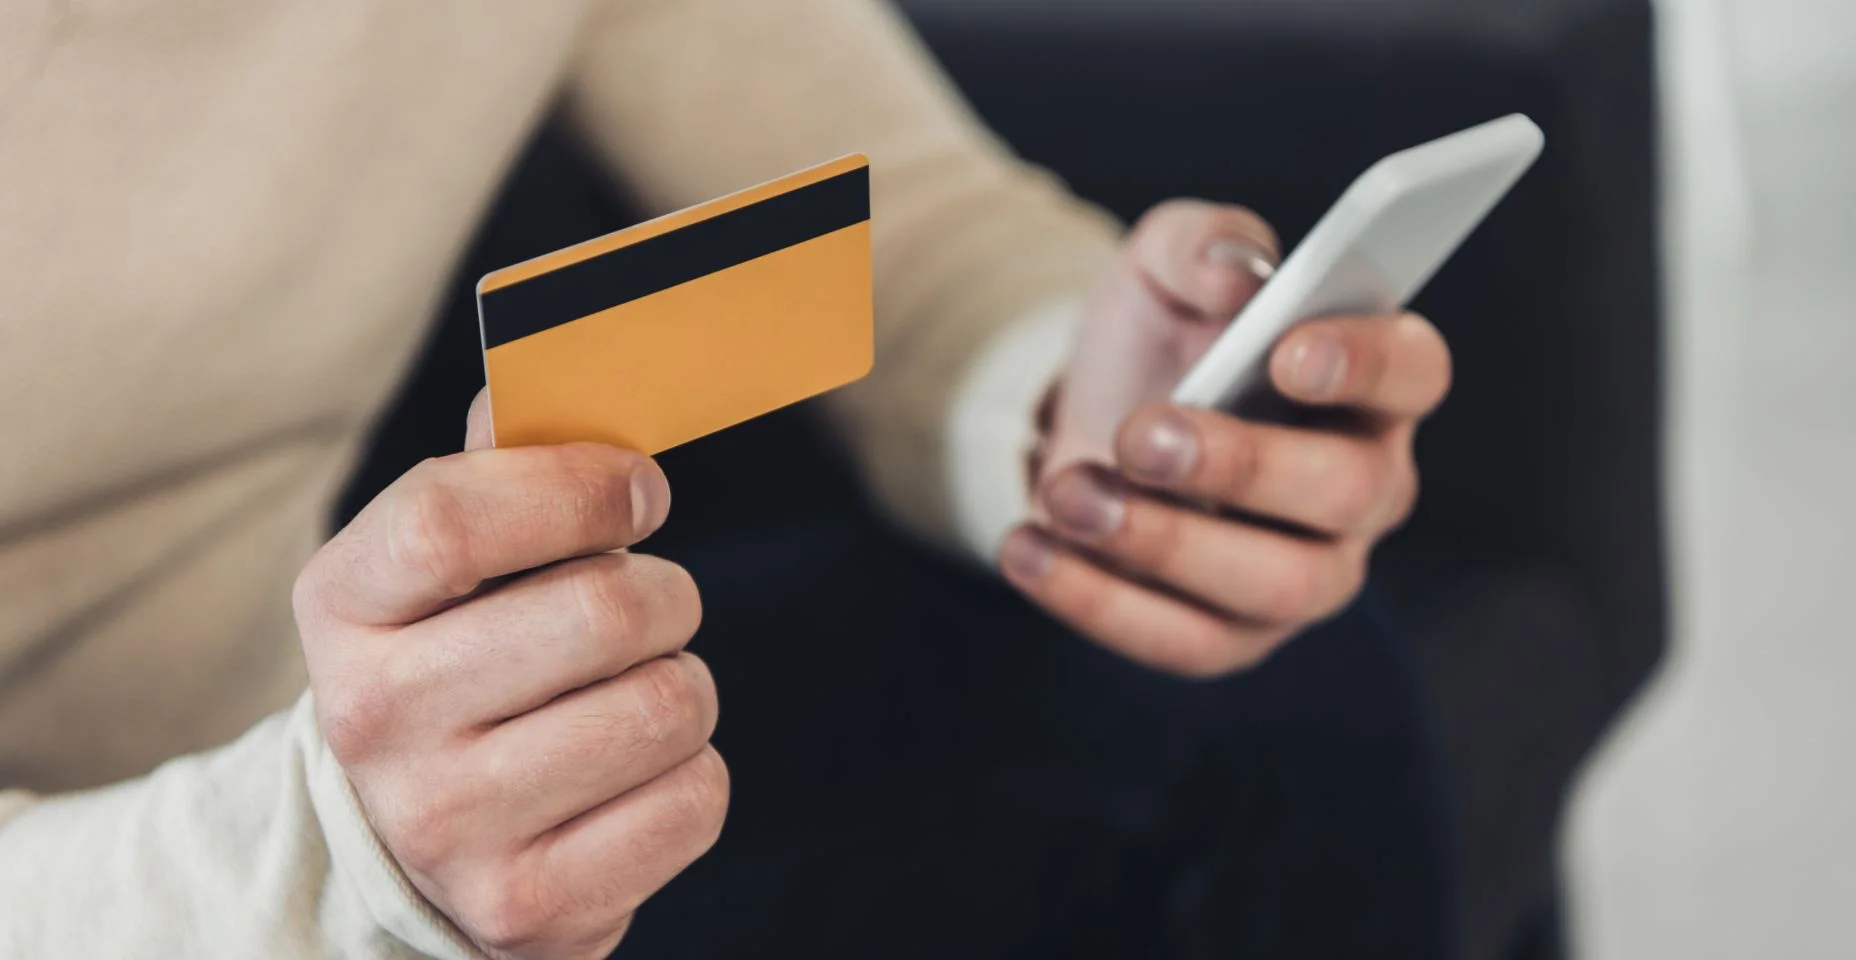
[563,0,1123,558]
[0,693,483,960]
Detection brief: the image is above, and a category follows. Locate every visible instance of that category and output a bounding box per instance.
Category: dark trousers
[620,507,1459,959]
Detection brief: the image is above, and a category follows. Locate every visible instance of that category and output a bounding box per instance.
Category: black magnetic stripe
[479,165,869,349]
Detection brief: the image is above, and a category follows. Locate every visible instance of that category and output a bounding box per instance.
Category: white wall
[1567,1,1856,956]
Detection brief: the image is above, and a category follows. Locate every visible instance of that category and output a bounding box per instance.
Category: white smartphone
[1170,113,1545,411]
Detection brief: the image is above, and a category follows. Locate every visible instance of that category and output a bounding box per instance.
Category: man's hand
[999,200,1452,678]
[294,390,724,960]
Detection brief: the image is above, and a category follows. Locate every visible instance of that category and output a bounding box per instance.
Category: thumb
[1043,270,1172,476]
[464,387,494,451]
[1042,205,1277,482]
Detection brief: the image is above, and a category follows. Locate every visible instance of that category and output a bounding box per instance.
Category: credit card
[477,154,873,453]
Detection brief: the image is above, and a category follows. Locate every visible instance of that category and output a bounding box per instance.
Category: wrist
[943,295,1085,561]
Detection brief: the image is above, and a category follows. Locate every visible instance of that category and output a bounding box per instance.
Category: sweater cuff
[297,694,485,960]
[943,294,1083,563]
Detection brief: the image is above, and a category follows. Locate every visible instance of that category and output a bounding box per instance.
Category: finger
[300,444,671,626]
[1269,313,1453,418]
[465,387,494,452]
[1036,466,1367,625]
[998,526,1286,677]
[1116,404,1415,536]
[398,552,701,726]
[521,746,730,953]
[1124,199,1280,321]
[473,652,719,836]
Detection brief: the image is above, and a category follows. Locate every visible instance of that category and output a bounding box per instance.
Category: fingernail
[1203,240,1278,281]
[629,467,670,534]
[1288,335,1347,398]
[1044,469,1126,543]
[1122,408,1200,485]
[999,528,1056,581]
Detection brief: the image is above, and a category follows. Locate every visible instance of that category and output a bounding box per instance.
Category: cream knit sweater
[0,0,1119,954]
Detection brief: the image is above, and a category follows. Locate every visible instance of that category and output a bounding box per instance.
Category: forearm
[0,695,478,960]
[566,0,1120,555]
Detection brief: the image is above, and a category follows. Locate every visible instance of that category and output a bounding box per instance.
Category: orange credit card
[477,154,873,453]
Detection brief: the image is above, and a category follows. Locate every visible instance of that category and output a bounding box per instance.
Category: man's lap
[622,509,1457,958]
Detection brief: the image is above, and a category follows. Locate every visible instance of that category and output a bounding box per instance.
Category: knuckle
[572,559,644,644]
[564,872,644,929]
[459,867,554,955]
[668,748,731,842]
[376,794,464,877]
[387,462,479,599]
[290,558,332,631]
[293,532,371,631]
[1429,339,1456,409]
[625,659,703,753]
[549,669,699,783]
[630,555,704,646]
[1329,451,1387,531]
[660,561,703,640]
[316,675,398,766]
[1255,552,1323,624]
[678,655,720,737]
[1403,310,1448,351]
[1398,313,1454,409]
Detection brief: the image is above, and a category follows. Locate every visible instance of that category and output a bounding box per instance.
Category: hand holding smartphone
[1171,114,1545,411]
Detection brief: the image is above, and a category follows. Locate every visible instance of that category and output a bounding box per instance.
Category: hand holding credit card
[478,154,874,452]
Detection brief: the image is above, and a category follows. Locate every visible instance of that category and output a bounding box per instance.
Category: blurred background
[1569,0,1856,957]
[338,0,1854,956]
